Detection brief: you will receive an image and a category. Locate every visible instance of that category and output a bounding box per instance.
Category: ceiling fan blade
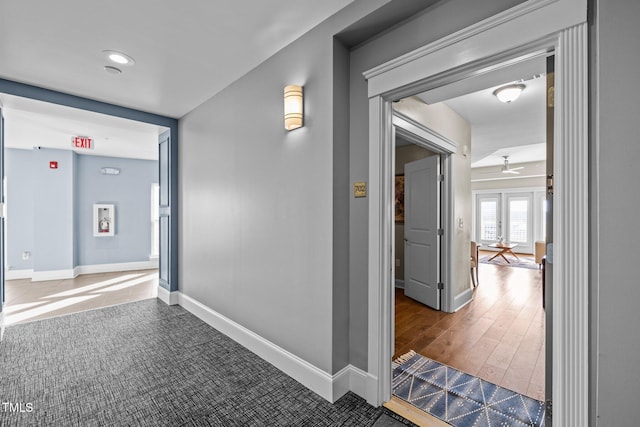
[502,169,521,174]
[510,166,525,171]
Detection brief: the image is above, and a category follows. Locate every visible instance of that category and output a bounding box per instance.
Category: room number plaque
[354,181,367,198]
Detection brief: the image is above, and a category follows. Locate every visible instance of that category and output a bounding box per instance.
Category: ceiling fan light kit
[493,83,526,103]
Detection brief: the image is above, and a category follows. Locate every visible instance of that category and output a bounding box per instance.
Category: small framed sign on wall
[93,204,115,237]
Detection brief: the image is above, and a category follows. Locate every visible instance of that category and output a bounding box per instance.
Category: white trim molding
[157,285,179,305]
[75,260,159,276]
[5,269,33,280]
[31,269,76,282]
[12,261,159,282]
[553,23,589,426]
[364,0,588,424]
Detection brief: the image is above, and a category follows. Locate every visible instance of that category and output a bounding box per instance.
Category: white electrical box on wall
[93,204,115,237]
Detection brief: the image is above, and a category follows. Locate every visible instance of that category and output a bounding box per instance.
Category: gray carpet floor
[0,299,414,426]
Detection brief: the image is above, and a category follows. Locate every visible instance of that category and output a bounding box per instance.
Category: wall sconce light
[284,85,304,130]
[493,83,526,103]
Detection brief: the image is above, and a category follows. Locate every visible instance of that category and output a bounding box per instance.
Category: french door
[476,192,534,254]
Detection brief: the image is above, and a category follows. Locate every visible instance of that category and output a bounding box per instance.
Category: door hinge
[437,229,444,236]
[438,174,445,182]
[547,174,554,196]
[545,400,552,421]
[437,282,444,290]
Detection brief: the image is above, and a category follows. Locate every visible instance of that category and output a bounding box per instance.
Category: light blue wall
[5,148,157,272]
[32,148,75,272]
[6,149,34,271]
[76,155,157,265]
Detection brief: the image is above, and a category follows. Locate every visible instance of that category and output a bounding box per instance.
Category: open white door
[403,154,441,310]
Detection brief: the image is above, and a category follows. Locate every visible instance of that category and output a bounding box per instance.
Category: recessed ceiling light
[103,50,135,66]
[104,65,122,75]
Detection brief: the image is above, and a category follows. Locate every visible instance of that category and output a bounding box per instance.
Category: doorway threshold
[384,396,450,427]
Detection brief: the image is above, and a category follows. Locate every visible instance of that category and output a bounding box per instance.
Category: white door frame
[393,112,455,313]
[364,1,588,425]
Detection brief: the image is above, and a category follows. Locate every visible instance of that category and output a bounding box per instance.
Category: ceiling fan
[500,156,524,174]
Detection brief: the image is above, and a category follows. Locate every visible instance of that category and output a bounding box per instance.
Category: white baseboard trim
[157,286,179,305]
[11,261,158,282]
[394,279,405,289]
[31,269,76,282]
[348,365,378,403]
[177,291,361,403]
[6,269,34,280]
[332,364,378,403]
[453,287,474,312]
[75,260,158,276]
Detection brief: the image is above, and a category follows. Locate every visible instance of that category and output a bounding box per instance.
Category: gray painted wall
[592,0,640,424]
[5,148,157,272]
[178,0,392,375]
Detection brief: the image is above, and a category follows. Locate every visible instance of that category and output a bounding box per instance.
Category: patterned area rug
[392,351,545,427]
[479,254,539,270]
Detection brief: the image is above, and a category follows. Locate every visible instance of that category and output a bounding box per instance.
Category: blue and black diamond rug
[392,351,545,426]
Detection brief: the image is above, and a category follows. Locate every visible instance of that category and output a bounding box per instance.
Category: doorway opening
[365,6,588,424]
[1,94,166,325]
[384,54,553,424]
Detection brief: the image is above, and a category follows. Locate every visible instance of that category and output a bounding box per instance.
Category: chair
[470,241,480,287]
[535,241,546,269]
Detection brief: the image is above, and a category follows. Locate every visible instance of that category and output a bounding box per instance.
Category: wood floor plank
[394,252,545,400]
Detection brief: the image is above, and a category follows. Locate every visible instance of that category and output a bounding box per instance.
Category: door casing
[363,2,588,425]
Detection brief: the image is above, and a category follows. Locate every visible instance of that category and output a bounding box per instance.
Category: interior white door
[403,155,440,310]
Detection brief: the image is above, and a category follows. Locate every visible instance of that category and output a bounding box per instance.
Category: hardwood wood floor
[394,251,545,401]
[3,270,158,325]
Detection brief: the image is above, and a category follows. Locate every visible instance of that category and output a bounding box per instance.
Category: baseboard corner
[157,286,179,305]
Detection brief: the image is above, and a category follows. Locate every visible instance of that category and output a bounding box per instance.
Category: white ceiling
[0,0,362,118]
[0,1,547,166]
[0,0,363,159]
[416,56,548,168]
[1,94,165,160]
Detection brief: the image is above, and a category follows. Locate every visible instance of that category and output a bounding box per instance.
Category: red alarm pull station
[50,161,58,169]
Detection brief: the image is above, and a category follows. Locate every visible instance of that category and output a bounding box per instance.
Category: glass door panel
[476,194,502,246]
[506,194,533,253]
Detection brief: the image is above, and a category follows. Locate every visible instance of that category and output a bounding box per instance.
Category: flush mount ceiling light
[493,83,526,103]
[103,50,135,66]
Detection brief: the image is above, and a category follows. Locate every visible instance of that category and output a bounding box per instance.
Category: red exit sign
[71,136,94,150]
